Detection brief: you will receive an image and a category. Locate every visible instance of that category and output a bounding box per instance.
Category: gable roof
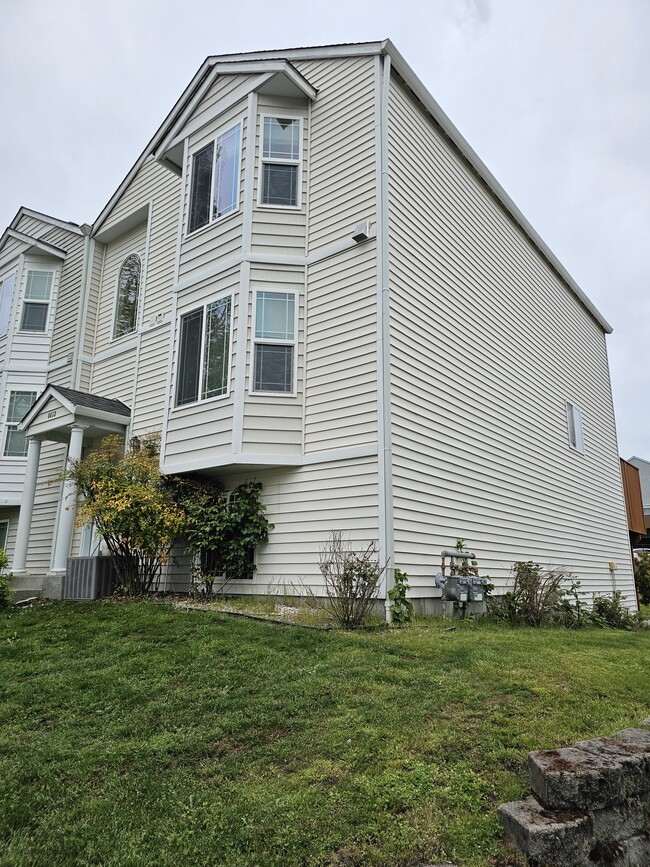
[20,384,130,432]
[91,39,612,334]
[0,228,68,260]
[10,207,82,235]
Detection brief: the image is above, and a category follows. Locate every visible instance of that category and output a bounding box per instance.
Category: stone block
[590,796,645,840]
[612,728,650,752]
[529,747,626,810]
[498,795,592,865]
[575,736,650,795]
[624,832,650,865]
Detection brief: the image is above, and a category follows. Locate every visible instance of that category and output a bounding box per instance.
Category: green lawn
[1,602,648,866]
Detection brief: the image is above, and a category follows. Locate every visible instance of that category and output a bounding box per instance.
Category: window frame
[0,520,8,552]
[2,390,37,459]
[566,401,585,455]
[112,252,142,341]
[19,270,54,334]
[173,290,234,410]
[250,288,298,397]
[186,119,243,236]
[258,114,303,210]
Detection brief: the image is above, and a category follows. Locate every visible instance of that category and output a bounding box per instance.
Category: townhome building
[5,40,638,611]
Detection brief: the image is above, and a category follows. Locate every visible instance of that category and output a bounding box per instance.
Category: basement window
[566,402,584,454]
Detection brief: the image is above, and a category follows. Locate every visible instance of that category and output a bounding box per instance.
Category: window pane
[255,292,294,340]
[21,302,48,332]
[202,297,231,399]
[0,274,15,335]
[213,124,240,218]
[7,391,37,423]
[254,344,293,392]
[261,163,298,207]
[4,426,28,457]
[176,309,203,405]
[188,143,214,233]
[25,271,53,300]
[113,254,141,339]
[0,522,7,551]
[262,117,300,160]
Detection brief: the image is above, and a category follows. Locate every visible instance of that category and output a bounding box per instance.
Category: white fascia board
[0,498,22,507]
[5,229,67,259]
[72,407,130,426]
[381,39,613,334]
[205,42,385,64]
[92,59,214,236]
[19,385,76,429]
[163,443,378,475]
[10,207,83,235]
[209,60,317,100]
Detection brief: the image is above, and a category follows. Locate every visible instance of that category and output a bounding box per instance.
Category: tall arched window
[113,254,141,339]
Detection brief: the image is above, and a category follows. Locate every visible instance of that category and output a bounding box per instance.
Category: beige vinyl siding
[23,441,66,576]
[132,323,170,435]
[100,158,164,237]
[178,95,248,283]
[211,457,379,594]
[304,244,378,452]
[182,73,253,143]
[9,257,60,370]
[386,76,635,603]
[242,264,303,454]
[251,95,308,257]
[93,223,147,356]
[91,347,137,408]
[164,267,239,466]
[295,56,377,251]
[142,173,181,322]
[41,229,85,383]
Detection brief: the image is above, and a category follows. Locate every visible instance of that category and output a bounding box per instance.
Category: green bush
[0,549,12,610]
[486,561,578,627]
[590,592,638,630]
[388,568,413,625]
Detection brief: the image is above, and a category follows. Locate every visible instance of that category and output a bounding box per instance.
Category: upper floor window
[566,401,584,454]
[20,270,52,332]
[188,123,242,234]
[0,273,16,336]
[260,117,301,208]
[176,295,232,406]
[113,254,142,339]
[3,391,37,458]
[252,290,296,394]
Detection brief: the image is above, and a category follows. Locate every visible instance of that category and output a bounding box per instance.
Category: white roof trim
[380,39,612,333]
[10,207,83,235]
[4,229,67,259]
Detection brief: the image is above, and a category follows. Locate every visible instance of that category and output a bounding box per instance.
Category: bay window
[253,291,296,394]
[260,117,301,208]
[176,295,232,406]
[188,123,241,233]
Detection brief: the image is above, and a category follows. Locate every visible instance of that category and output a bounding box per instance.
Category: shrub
[319,531,384,628]
[388,568,413,625]
[0,549,12,610]
[633,551,650,605]
[486,561,579,627]
[590,592,638,630]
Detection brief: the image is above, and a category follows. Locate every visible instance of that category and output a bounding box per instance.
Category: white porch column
[51,424,86,574]
[12,436,42,573]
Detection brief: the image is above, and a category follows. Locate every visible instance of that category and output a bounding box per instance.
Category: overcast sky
[1,0,648,457]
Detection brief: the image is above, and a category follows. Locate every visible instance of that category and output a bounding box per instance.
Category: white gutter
[375,53,395,623]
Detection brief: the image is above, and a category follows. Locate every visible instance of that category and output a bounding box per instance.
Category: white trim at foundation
[162,443,378,475]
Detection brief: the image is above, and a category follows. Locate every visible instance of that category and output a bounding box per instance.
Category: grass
[1,601,648,866]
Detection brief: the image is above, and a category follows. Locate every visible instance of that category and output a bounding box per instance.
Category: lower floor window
[176,295,232,406]
[0,520,8,552]
[3,391,37,457]
[252,290,296,394]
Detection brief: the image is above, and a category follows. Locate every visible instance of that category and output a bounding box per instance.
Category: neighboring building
[627,456,650,547]
[5,40,638,610]
[0,209,89,597]
[620,458,646,550]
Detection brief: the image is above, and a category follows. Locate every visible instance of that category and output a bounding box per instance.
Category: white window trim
[185,118,244,237]
[249,288,298,398]
[566,401,585,455]
[0,520,8,551]
[18,269,55,335]
[172,290,234,410]
[257,113,303,211]
[2,390,38,460]
[111,251,143,343]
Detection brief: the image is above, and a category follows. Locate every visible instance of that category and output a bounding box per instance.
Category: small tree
[634,551,650,606]
[67,435,184,595]
[319,531,384,628]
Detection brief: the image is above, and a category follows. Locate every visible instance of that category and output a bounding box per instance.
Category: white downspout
[375,52,395,622]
